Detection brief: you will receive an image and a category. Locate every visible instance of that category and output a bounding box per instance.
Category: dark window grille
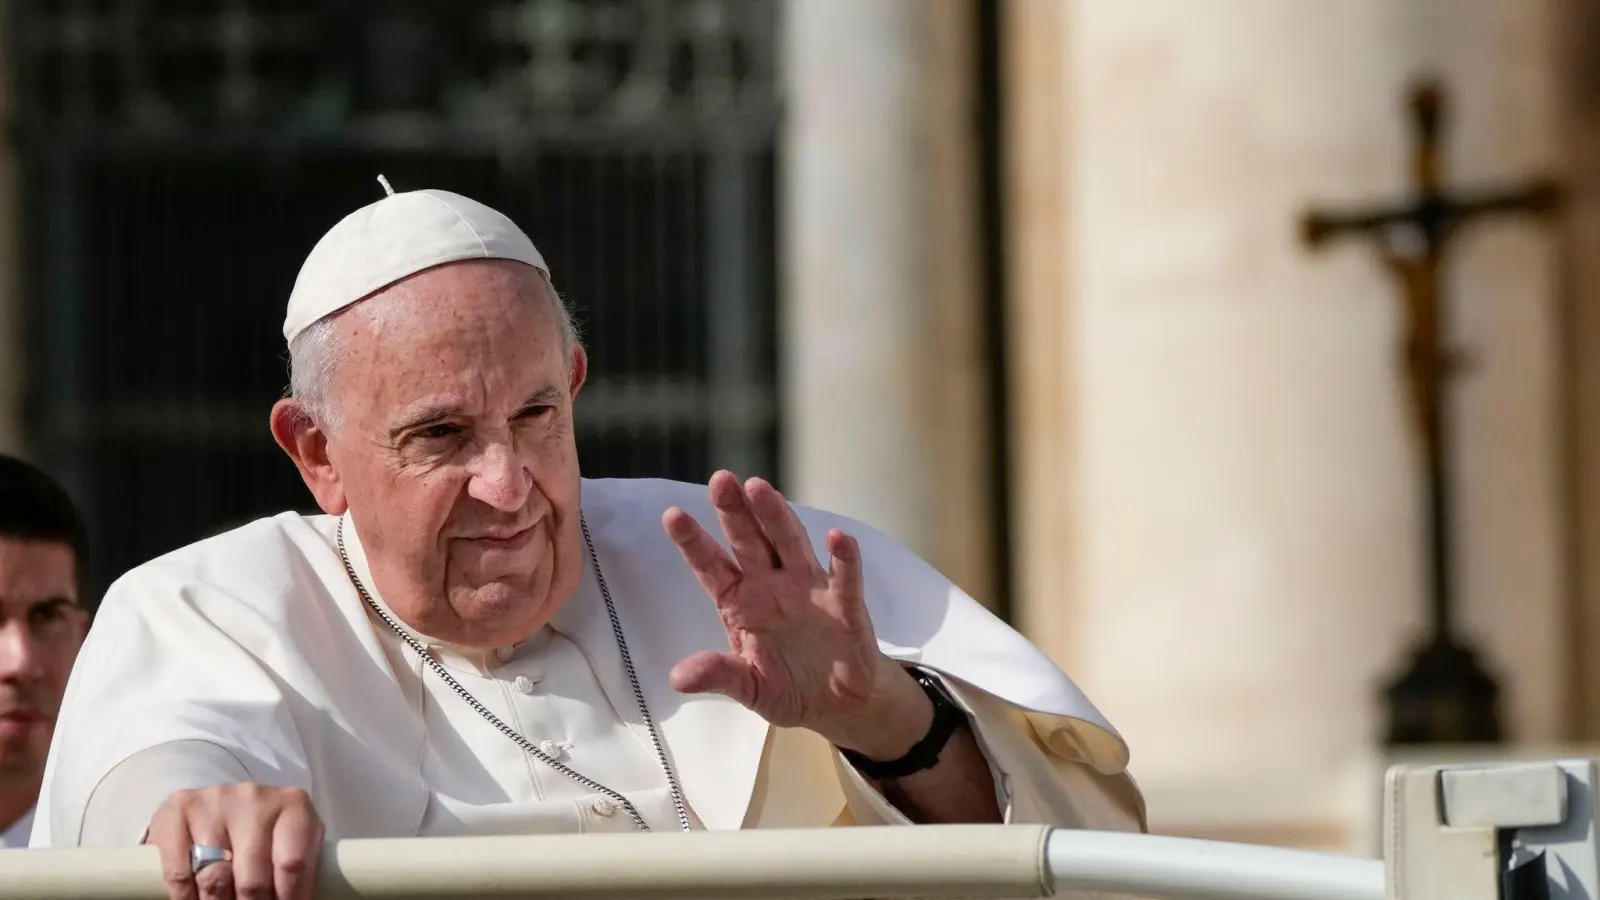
[6,0,781,598]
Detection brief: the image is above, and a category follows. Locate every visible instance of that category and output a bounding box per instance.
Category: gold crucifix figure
[1299,77,1563,745]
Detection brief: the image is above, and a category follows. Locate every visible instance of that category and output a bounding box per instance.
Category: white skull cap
[282,176,550,345]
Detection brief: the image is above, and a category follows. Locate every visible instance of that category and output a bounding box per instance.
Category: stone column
[780,0,995,604]
[1552,0,1600,740]
[1002,0,1079,663]
[1005,0,1567,850]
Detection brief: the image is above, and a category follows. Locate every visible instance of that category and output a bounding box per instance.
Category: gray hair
[286,317,350,431]
[286,276,579,432]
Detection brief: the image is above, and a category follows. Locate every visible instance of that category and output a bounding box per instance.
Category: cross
[1298,77,1563,745]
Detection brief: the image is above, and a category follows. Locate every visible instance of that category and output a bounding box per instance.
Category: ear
[567,344,588,401]
[270,399,348,516]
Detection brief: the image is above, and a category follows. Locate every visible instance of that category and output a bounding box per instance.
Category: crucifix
[1299,78,1563,746]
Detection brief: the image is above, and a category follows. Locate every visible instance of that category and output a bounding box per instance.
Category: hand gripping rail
[0,825,1385,900]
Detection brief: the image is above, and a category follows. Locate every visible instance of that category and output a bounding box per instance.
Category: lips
[0,710,43,737]
[465,521,539,548]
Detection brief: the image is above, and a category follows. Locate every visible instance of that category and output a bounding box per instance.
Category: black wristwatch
[838,668,967,781]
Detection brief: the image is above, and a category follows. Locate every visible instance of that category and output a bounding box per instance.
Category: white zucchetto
[282,178,550,345]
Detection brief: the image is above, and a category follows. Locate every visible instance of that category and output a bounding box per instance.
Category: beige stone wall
[1004,0,1568,845]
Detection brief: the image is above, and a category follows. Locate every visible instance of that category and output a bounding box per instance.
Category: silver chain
[336,516,693,833]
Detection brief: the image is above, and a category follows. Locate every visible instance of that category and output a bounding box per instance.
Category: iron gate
[5,0,781,598]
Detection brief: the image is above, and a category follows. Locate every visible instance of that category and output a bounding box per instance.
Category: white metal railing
[0,825,1386,900]
[1046,830,1383,900]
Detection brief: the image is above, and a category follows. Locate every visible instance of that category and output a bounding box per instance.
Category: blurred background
[4,0,1600,858]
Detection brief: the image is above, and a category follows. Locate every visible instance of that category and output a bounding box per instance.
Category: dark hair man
[0,454,91,848]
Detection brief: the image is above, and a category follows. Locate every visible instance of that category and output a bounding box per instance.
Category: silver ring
[189,843,230,874]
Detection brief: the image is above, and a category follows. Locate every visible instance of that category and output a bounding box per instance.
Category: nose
[466,441,533,513]
[0,619,43,685]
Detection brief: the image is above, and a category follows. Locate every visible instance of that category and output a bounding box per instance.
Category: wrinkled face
[308,260,585,648]
[0,538,85,790]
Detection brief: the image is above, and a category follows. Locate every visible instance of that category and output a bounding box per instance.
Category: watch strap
[838,669,966,781]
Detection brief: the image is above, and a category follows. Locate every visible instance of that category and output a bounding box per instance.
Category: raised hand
[662,471,931,759]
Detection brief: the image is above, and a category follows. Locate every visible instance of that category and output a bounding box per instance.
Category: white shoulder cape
[32,478,1128,844]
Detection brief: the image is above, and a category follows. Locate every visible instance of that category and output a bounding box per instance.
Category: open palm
[662,471,886,732]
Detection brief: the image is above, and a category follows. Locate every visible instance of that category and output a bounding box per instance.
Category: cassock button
[538,739,561,758]
[513,675,537,694]
[494,646,515,664]
[591,797,616,817]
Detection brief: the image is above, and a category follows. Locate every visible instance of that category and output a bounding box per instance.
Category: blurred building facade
[994,0,1600,854]
[7,0,1600,858]
[787,0,1600,855]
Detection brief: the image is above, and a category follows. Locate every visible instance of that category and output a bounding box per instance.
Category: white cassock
[31,477,1145,855]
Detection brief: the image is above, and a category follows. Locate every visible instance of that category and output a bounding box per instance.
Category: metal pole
[0,827,1388,900]
[1045,829,1385,900]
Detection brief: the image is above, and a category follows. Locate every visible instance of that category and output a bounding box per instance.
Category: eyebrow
[388,386,567,441]
[0,596,78,617]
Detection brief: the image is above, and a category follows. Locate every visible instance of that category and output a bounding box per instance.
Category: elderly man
[0,455,92,848]
[33,184,1145,898]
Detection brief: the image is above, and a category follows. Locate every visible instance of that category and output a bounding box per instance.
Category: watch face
[915,671,958,708]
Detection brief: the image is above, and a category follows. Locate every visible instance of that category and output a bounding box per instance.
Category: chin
[454,579,553,636]
[0,744,41,777]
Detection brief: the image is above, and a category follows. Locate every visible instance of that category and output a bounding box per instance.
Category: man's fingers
[670,651,759,706]
[272,799,323,900]
[663,507,741,603]
[227,817,273,900]
[708,470,780,572]
[186,813,234,900]
[744,478,819,572]
[194,861,236,900]
[149,808,202,900]
[826,529,865,608]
